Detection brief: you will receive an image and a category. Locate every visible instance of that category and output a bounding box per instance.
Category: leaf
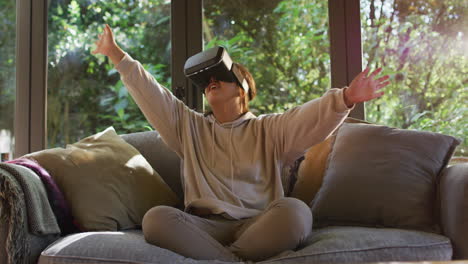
[116,108,125,120]
[114,100,128,113]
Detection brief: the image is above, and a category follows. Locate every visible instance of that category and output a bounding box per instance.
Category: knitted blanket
[7,158,78,235]
[0,167,29,264]
[0,163,60,234]
[0,163,61,264]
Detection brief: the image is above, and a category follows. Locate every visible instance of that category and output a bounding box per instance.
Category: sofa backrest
[121,131,184,201]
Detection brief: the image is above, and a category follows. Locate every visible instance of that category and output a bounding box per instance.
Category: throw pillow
[311,122,460,233]
[290,117,368,205]
[290,137,333,204]
[25,127,180,231]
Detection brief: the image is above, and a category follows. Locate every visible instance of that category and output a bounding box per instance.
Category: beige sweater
[116,54,352,219]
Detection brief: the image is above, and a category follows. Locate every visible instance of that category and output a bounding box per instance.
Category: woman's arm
[92,25,190,156]
[265,68,390,165]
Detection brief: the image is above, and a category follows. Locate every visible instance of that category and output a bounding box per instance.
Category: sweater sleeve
[115,54,190,156]
[263,88,353,165]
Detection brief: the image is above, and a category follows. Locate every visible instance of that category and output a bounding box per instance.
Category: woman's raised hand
[344,68,390,107]
[92,24,125,65]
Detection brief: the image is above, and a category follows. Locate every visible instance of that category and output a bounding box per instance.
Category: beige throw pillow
[26,127,180,231]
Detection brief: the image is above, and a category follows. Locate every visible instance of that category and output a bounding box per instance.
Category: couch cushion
[39,227,452,264]
[311,122,460,233]
[38,230,241,264]
[263,226,452,263]
[26,127,180,231]
[121,131,184,201]
[290,117,368,205]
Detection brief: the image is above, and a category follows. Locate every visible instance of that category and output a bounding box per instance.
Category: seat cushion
[263,226,452,264]
[38,230,241,264]
[39,227,452,264]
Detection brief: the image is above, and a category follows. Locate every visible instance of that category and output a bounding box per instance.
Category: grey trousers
[142,197,312,262]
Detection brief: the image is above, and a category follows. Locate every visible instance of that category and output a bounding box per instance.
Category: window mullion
[30,0,47,152]
[328,0,364,119]
[15,0,32,157]
[171,0,203,112]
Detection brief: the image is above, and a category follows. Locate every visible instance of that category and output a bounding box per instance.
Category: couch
[0,119,467,264]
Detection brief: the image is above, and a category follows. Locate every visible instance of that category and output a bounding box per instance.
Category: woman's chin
[206,96,225,107]
[205,95,216,104]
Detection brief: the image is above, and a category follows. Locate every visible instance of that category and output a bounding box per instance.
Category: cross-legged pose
[92,24,390,262]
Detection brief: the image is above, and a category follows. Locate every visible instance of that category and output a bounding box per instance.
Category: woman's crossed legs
[142,197,312,262]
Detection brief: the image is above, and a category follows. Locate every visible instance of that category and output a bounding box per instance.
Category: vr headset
[184,46,249,93]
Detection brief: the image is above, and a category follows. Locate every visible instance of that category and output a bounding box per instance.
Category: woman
[92,24,389,262]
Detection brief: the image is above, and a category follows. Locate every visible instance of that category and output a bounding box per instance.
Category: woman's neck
[210,99,244,124]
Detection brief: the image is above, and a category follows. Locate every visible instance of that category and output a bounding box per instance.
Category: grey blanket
[0,163,60,264]
[0,167,29,264]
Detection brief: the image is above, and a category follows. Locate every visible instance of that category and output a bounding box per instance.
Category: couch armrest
[440,162,468,259]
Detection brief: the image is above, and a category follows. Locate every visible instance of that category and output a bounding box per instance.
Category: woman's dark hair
[234,63,256,113]
[234,63,256,102]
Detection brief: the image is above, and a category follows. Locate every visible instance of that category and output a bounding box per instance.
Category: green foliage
[362,0,467,155]
[204,0,330,115]
[205,0,466,155]
[0,0,16,131]
[1,0,465,156]
[47,0,171,146]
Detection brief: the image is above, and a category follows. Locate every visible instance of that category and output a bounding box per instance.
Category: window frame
[15,0,47,157]
[171,0,203,112]
[329,0,364,119]
[16,0,363,157]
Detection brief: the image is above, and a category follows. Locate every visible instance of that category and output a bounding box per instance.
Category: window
[203,0,330,115]
[0,0,16,160]
[361,0,467,155]
[47,0,171,147]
